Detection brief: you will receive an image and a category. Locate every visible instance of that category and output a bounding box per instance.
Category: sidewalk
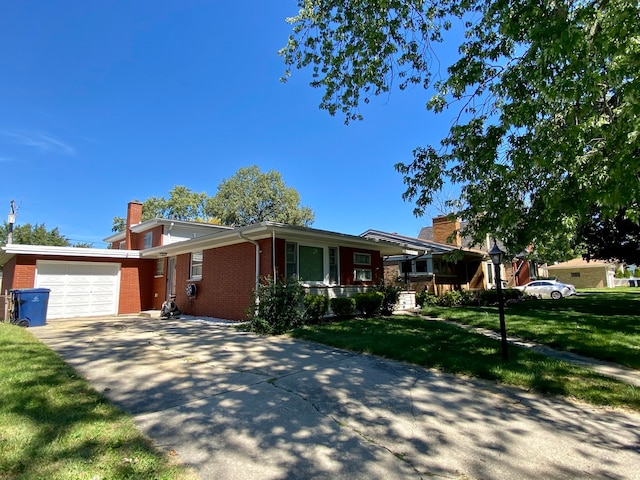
[420,315,640,388]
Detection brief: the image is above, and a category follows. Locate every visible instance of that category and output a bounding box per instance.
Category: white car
[515,280,577,299]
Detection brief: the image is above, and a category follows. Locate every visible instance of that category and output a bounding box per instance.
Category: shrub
[330,297,356,319]
[303,294,330,324]
[353,291,384,317]
[416,289,438,307]
[479,288,524,305]
[374,282,403,315]
[247,276,304,334]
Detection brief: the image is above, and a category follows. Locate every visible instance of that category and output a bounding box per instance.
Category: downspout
[272,228,276,279]
[238,232,261,295]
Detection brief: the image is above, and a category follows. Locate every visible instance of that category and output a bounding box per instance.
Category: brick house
[547,258,615,289]
[1,202,403,321]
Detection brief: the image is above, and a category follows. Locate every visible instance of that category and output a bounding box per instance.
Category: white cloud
[1,130,75,155]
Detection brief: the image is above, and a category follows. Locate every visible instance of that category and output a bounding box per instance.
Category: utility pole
[7,200,15,245]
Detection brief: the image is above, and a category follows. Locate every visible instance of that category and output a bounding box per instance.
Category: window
[119,241,126,250]
[329,247,339,284]
[354,252,371,265]
[286,242,297,279]
[571,272,581,278]
[354,268,372,281]
[144,231,153,249]
[285,243,339,285]
[486,262,494,285]
[190,252,203,279]
[155,258,165,277]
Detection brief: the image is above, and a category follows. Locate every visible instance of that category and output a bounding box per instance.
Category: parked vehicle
[515,280,577,299]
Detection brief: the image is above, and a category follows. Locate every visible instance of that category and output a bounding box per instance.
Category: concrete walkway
[31,317,640,480]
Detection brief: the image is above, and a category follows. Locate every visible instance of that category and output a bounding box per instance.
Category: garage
[35,260,121,319]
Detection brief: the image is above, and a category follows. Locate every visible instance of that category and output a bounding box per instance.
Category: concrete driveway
[32,316,640,479]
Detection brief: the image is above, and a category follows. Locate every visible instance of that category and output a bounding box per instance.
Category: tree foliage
[281,0,640,259]
[0,223,70,246]
[207,165,315,227]
[578,208,640,264]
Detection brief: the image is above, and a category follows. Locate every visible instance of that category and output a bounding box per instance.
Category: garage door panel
[36,261,121,319]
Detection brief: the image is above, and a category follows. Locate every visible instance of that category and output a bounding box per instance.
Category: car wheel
[551,291,562,300]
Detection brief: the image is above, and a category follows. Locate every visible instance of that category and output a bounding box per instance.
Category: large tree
[112,168,315,231]
[0,223,70,246]
[112,186,211,232]
[281,0,639,259]
[207,165,315,227]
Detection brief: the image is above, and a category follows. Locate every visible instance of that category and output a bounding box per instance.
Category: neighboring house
[362,227,488,294]
[547,258,616,289]
[419,216,542,288]
[0,202,403,322]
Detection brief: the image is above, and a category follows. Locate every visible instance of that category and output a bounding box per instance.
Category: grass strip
[421,291,640,369]
[0,323,197,480]
[291,315,640,411]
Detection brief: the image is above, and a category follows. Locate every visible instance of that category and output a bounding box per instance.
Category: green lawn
[0,324,197,480]
[421,290,640,369]
[290,291,640,411]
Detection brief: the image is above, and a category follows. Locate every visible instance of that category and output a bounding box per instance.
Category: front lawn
[421,290,640,369]
[0,324,197,480]
[291,313,640,411]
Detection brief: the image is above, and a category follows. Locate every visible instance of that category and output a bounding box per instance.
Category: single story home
[1,202,405,322]
[547,258,616,289]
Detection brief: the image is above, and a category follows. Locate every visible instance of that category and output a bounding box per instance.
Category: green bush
[374,282,402,315]
[415,289,438,307]
[248,276,304,334]
[353,291,384,317]
[330,297,356,319]
[303,294,330,324]
[479,288,524,305]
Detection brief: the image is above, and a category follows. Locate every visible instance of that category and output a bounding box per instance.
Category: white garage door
[35,261,121,319]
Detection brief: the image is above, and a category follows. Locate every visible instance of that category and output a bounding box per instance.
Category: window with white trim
[285,242,339,285]
[155,258,165,277]
[144,231,153,249]
[119,241,126,250]
[190,252,203,279]
[354,252,371,265]
[354,268,372,281]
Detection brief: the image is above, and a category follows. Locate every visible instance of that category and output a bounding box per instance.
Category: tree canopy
[0,223,70,247]
[112,167,314,231]
[207,166,315,227]
[281,0,640,261]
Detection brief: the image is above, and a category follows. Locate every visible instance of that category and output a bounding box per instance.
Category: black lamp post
[489,241,509,361]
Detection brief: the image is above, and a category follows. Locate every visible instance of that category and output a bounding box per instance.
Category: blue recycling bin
[11,288,51,327]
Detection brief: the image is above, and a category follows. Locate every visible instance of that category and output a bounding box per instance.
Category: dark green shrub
[479,288,524,305]
[303,294,330,323]
[374,282,402,315]
[353,291,384,317]
[330,297,356,319]
[247,276,304,334]
[416,289,438,307]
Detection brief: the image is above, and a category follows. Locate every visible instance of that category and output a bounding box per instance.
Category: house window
[285,243,339,285]
[155,258,165,277]
[415,259,428,273]
[299,246,324,282]
[329,247,339,284]
[354,268,372,281]
[354,252,371,265]
[190,252,203,279]
[571,272,581,278]
[119,241,126,250]
[434,259,456,276]
[144,232,153,249]
[286,242,297,279]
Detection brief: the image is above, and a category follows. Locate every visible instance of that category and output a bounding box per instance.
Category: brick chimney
[125,201,143,249]
[432,215,462,247]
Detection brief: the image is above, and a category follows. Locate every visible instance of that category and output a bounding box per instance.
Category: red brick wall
[176,242,269,321]
[125,202,143,249]
[340,247,383,285]
[130,225,163,250]
[1,255,154,315]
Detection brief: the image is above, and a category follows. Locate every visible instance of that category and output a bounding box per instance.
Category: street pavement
[31,316,640,479]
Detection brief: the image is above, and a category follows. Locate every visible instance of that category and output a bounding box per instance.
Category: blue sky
[1,1,460,247]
